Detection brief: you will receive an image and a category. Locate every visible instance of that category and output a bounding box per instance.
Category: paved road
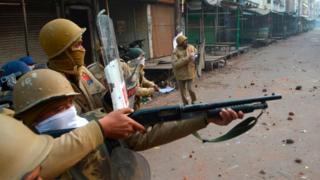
[141,29,320,180]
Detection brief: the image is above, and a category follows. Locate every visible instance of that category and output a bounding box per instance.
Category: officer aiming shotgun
[96,10,282,142]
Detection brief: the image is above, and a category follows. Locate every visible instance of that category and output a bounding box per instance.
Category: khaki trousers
[177,79,197,105]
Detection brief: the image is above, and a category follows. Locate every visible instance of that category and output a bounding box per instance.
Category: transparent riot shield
[97,10,151,180]
[110,147,151,180]
[97,10,129,109]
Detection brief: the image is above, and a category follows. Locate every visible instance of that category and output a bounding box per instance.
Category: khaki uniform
[134,67,156,110]
[41,121,104,179]
[0,111,104,179]
[172,45,197,81]
[87,62,107,87]
[172,45,198,105]
[71,67,107,114]
[0,107,14,117]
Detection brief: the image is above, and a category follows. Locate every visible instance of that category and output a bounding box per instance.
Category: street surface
[141,29,320,180]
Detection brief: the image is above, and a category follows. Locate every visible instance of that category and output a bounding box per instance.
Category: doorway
[65,6,96,65]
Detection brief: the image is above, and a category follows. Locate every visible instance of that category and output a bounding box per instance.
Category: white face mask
[130,56,145,67]
[35,106,88,133]
[138,57,145,66]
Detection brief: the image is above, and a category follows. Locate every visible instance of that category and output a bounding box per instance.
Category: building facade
[0,0,177,65]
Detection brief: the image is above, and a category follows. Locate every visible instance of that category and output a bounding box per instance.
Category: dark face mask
[69,50,85,66]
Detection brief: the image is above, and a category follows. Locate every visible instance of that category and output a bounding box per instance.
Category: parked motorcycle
[118,39,145,61]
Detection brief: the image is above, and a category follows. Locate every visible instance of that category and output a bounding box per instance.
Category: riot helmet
[39,19,86,59]
[13,69,79,115]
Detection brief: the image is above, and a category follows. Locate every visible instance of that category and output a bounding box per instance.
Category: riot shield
[97,10,151,180]
[110,147,151,180]
[96,10,129,110]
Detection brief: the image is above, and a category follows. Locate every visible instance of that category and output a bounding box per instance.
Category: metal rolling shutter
[0,5,25,64]
[0,0,57,65]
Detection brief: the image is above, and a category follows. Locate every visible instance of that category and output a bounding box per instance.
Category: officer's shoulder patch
[82,72,93,86]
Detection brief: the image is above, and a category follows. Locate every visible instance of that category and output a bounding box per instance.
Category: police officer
[126,48,159,110]
[39,19,106,114]
[12,69,146,179]
[0,111,137,179]
[172,35,198,105]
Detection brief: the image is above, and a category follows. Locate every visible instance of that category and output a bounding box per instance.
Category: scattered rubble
[298,172,308,179]
[300,129,307,133]
[282,139,295,144]
[259,170,266,175]
[295,158,302,164]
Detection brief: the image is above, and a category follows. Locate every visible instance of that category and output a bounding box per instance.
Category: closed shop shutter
[0,5,25,65]
[0,0,56,65]
[151,4,174,58]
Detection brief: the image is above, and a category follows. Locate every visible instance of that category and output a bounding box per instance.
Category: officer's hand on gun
[207,108,244,126]
[98,108,146,139]
[98,107,243,139]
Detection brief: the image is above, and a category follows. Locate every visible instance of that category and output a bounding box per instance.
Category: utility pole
[21,0,29,56]
[175,0,181,34]
[215,6,218,43]
[236,7,240,49]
